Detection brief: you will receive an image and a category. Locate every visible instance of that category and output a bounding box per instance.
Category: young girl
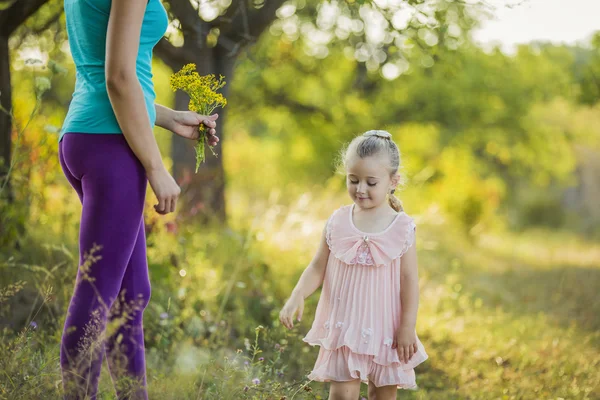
[279,130,428,399]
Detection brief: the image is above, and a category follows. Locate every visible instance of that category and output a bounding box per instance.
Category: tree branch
[247,0,285,38]
[31,5,62,35]
[261,86,334,123]
[10,5,63,48]
[165,0,209,46]
[0,0,50,37]
[154,37,194,71]
[218,0,285,41]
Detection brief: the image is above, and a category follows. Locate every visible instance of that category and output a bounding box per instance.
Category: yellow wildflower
[170,63,227,172]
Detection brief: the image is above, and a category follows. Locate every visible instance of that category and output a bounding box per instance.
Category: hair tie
[363,130,392,140]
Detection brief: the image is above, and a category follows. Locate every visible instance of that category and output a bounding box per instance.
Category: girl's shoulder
[325,205,416,267]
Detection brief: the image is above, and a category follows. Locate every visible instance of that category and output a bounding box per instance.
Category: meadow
[1,2,600,398]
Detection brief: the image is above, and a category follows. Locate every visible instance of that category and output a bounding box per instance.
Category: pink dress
[303,204,428,389]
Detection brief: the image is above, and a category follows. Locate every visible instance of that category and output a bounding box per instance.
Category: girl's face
[345,153,399,210]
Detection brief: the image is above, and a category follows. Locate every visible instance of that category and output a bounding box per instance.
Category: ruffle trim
[325,205,416,267]
[302,335,428,370]
[306,345,424,389]
[400,219,417,257]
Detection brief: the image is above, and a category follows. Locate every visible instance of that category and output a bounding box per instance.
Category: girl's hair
[339,130,404,212]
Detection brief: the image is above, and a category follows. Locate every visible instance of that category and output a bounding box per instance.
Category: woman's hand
[170,111,219,146]
[393,326,418,364]
[279,293,305,329]
[146,166,181,215]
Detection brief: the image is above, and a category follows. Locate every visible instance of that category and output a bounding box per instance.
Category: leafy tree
[156,0,483,220]
[578,32,600,105]
[0,0,57,193]
[0,0,62,244]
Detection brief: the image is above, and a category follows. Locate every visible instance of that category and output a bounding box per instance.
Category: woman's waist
[71,89,156,103]
[65,90,156,118]
[61,92,157,135]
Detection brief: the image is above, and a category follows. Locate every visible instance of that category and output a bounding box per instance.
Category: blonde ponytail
[388,190,404,212]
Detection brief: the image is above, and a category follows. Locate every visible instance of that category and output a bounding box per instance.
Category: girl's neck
[351,203,400,235]
[353,202,397,217]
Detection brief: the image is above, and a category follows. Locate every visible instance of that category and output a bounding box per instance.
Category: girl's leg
[329,380,361,400]
[105,219,151,399]
[367,379,397,400]
[368,380,377,399]
[59,134,149,400]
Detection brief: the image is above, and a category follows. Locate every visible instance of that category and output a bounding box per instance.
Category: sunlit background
[1,0,598,398]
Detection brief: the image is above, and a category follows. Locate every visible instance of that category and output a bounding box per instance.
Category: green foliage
[226,29,600,233]
[2,6,600,399]
[578,32,600,105]
[1,195,600,399]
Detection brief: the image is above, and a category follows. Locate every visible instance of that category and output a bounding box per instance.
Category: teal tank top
[60,0,169,141]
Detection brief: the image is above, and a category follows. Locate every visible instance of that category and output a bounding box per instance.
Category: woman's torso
[60,0,168,140]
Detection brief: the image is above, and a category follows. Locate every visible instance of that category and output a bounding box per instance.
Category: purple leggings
[59,133,151,400]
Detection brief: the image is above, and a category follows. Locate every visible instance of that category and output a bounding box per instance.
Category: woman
[58,0,217,398]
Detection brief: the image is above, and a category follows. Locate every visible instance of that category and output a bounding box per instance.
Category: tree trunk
[0,34,12,197]
[155,0,284,221]
[0,33,18,246]
[0,0,52,245]
[171,44,235,222]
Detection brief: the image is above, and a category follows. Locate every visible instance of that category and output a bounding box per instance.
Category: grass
[412,224,600,399]
[0,192,599,399]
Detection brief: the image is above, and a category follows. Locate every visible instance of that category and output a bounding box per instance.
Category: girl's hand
[171,111,219,146]
[393,326,418,364]
[279,293,304,329]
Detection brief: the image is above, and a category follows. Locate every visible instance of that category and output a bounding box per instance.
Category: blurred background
[0,0,599,398]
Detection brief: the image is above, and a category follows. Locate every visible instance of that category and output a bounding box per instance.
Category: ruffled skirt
[303,340,427,388]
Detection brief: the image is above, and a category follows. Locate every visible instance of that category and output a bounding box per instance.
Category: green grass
[412,225,600,400]
[1,194,598,399]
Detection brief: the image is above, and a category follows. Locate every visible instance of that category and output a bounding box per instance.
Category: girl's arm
[105,0,179,214]
[279,224,330,329]
[395,238,420,363]
[399,238,420,330]
[290,225,330,300]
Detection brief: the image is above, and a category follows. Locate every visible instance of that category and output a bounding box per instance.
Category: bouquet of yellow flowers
[169,63,227,172]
